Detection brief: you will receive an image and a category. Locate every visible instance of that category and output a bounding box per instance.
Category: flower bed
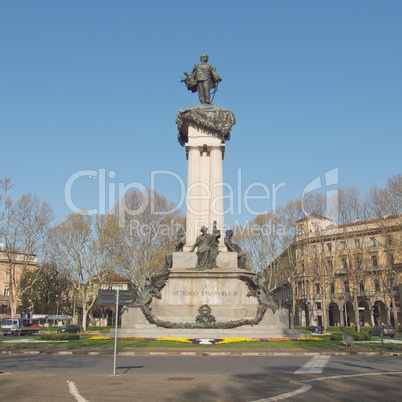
[88,335,323,344]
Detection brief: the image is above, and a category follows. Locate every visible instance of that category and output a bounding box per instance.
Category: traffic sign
[98,289,135,305]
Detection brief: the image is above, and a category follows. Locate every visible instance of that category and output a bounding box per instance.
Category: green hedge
[327,326,341,332]
[87,326,113,332]
[330,332,371,341]
[330,332,342,340]
[327,326,360,333]
[40,333,80,341]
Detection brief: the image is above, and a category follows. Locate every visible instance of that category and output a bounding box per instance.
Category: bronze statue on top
[181,54,222,104]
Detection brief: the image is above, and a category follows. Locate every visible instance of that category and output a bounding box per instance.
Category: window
[300,261,305,273]
[341,256,348,270]
[340,241,346,251]
[374,280,381,292]
[312,244,317,253]
[359,282,365,292]
[330,283,335,294]
[355,239,361,248]
[312,222,319,232]
[297,225,304,236]
[326,243,332,252]
[355,254,363,269]
[316,302,322,310]
[388,253,394,265]
[344,282,350,293]
[326,257,333,269]
[5,268,10,277]
[4,285,9,296]
[315,283,320,294]
[371,253,378,267]
[370,237,377,247]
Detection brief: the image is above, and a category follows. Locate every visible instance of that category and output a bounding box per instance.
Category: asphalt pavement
[1,353,401,401]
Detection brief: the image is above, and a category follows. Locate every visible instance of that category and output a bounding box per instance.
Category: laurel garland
[134,275,272,329]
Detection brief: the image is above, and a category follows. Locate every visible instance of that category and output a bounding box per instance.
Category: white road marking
[302,370,402,384]
[294,355,331,374]
[67,381,89,402]
[252,371,402,402]
[253,381,312,401]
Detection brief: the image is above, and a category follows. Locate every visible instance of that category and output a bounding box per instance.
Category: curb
[1,349,400,357]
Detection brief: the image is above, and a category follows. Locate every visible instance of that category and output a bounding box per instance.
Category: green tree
[19,263,70,314]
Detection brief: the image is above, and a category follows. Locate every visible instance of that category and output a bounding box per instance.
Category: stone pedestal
[120,263,289,338]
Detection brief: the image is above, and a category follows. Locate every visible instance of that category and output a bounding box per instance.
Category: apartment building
[270,214,402,330]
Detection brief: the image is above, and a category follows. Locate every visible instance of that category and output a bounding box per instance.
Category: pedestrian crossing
[293,355,331,374]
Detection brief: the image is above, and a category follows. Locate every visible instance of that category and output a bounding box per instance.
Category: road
[1,354,401,401]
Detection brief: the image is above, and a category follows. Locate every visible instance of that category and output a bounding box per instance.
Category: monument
[120,55,289,338]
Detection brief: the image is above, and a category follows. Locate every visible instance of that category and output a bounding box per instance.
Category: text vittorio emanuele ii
[172,290,238,297]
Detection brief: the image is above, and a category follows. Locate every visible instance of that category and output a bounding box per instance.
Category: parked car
[306,326,323,334]
[57,325,80,334]
[369,325,395,338]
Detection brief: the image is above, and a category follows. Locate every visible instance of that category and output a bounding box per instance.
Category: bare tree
[366,184,401,328]
[114,189,184,290]
[48,214,120,330]
[237,211,281,276]
[239,200,305,329]
[274,202,304,329]
[335,187,366,331]
[1,184,54,317]
[337,187,365,225]
[386,174,402,216]
[0,178,13,240]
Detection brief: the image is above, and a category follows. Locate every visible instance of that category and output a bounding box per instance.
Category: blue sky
[1,1,401,229]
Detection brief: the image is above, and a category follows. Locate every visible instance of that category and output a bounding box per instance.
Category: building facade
[0,248,38,315]
[270,214,402,330]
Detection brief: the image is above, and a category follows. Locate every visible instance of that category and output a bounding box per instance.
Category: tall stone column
[183,123,225,250]
[186,144,201,249]
[209,144,226,250]
[176,105,236,253]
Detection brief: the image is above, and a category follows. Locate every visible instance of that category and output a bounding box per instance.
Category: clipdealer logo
[64,167,339,226]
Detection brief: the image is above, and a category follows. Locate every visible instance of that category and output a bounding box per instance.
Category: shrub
[330,331,370,341]
[330,333,342,341]
[356,332,371,341]
[40,333,80,341]
[327,326,357,333]
[342,326,357,333]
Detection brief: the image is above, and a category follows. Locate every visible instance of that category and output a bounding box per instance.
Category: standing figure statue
[224,230,248,270]
[173,226,186,252]
[190,226,220,270]
[181,54,222,104]
[165,226,186,268]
